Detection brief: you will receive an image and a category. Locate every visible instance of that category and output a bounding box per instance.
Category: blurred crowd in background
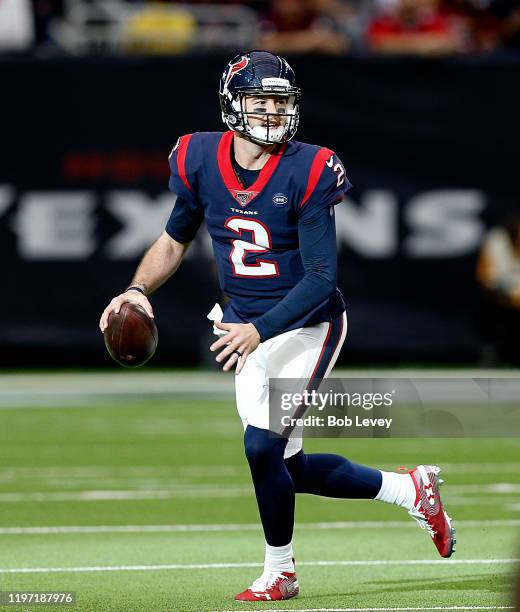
[1,0,519,55]
[477,215,520,365]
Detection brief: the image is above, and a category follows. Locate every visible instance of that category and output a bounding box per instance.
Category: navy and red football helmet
[219,50,301,145]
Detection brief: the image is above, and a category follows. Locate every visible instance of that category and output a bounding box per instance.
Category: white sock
[264,541,294,573]
[375,470,416,510]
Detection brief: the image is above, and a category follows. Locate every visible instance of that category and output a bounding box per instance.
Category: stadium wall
[2,54,519,366]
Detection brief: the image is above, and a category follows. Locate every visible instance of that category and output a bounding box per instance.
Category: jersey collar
[217,131,286,207]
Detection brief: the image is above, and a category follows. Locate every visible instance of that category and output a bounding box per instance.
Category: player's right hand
[99,291,154,333]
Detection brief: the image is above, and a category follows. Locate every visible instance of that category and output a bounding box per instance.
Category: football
[104,302,158,367]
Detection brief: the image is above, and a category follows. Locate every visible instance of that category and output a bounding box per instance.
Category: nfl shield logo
[235,191,253,207]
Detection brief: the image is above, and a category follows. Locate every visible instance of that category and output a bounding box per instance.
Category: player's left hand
[210,322,261,375]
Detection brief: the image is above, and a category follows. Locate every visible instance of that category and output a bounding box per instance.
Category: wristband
[127,286,145,295]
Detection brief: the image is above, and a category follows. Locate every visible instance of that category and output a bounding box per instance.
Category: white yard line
[0,372,234,407]
[430,463,520,474]
[0,369,518,408]
[0,463,519,480]
[448,484,520,493]
[0,558,518,574]
[218,607,515,612]
[0,519,519,535]
[1,487,520,503]
[0,486,254,502]
[0,465,243,479]
[218,607,514,612]
[441,498,520,507]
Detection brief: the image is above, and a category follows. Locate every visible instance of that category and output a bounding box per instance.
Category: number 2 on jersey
[326,155,345,187]
[225,217,279,278]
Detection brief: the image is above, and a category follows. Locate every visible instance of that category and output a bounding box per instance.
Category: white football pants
[235,312,347,458]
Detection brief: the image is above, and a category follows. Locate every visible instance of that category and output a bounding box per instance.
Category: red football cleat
[408,464,456,558]
[234,570,299,601]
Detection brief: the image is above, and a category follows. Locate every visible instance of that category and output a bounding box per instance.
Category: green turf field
[0,371,519,612]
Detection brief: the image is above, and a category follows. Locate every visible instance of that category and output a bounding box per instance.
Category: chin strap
[246,124,287,144]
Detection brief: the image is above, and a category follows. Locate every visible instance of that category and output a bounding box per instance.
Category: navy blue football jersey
[166,131,351,337]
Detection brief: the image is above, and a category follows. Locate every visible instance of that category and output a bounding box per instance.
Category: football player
[99,50,455,602]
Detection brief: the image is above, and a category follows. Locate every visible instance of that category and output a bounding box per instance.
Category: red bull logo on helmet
[223,56,249,93]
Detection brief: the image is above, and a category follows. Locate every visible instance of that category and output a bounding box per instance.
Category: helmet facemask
[231,92,299,145]
[236,92,299,145]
